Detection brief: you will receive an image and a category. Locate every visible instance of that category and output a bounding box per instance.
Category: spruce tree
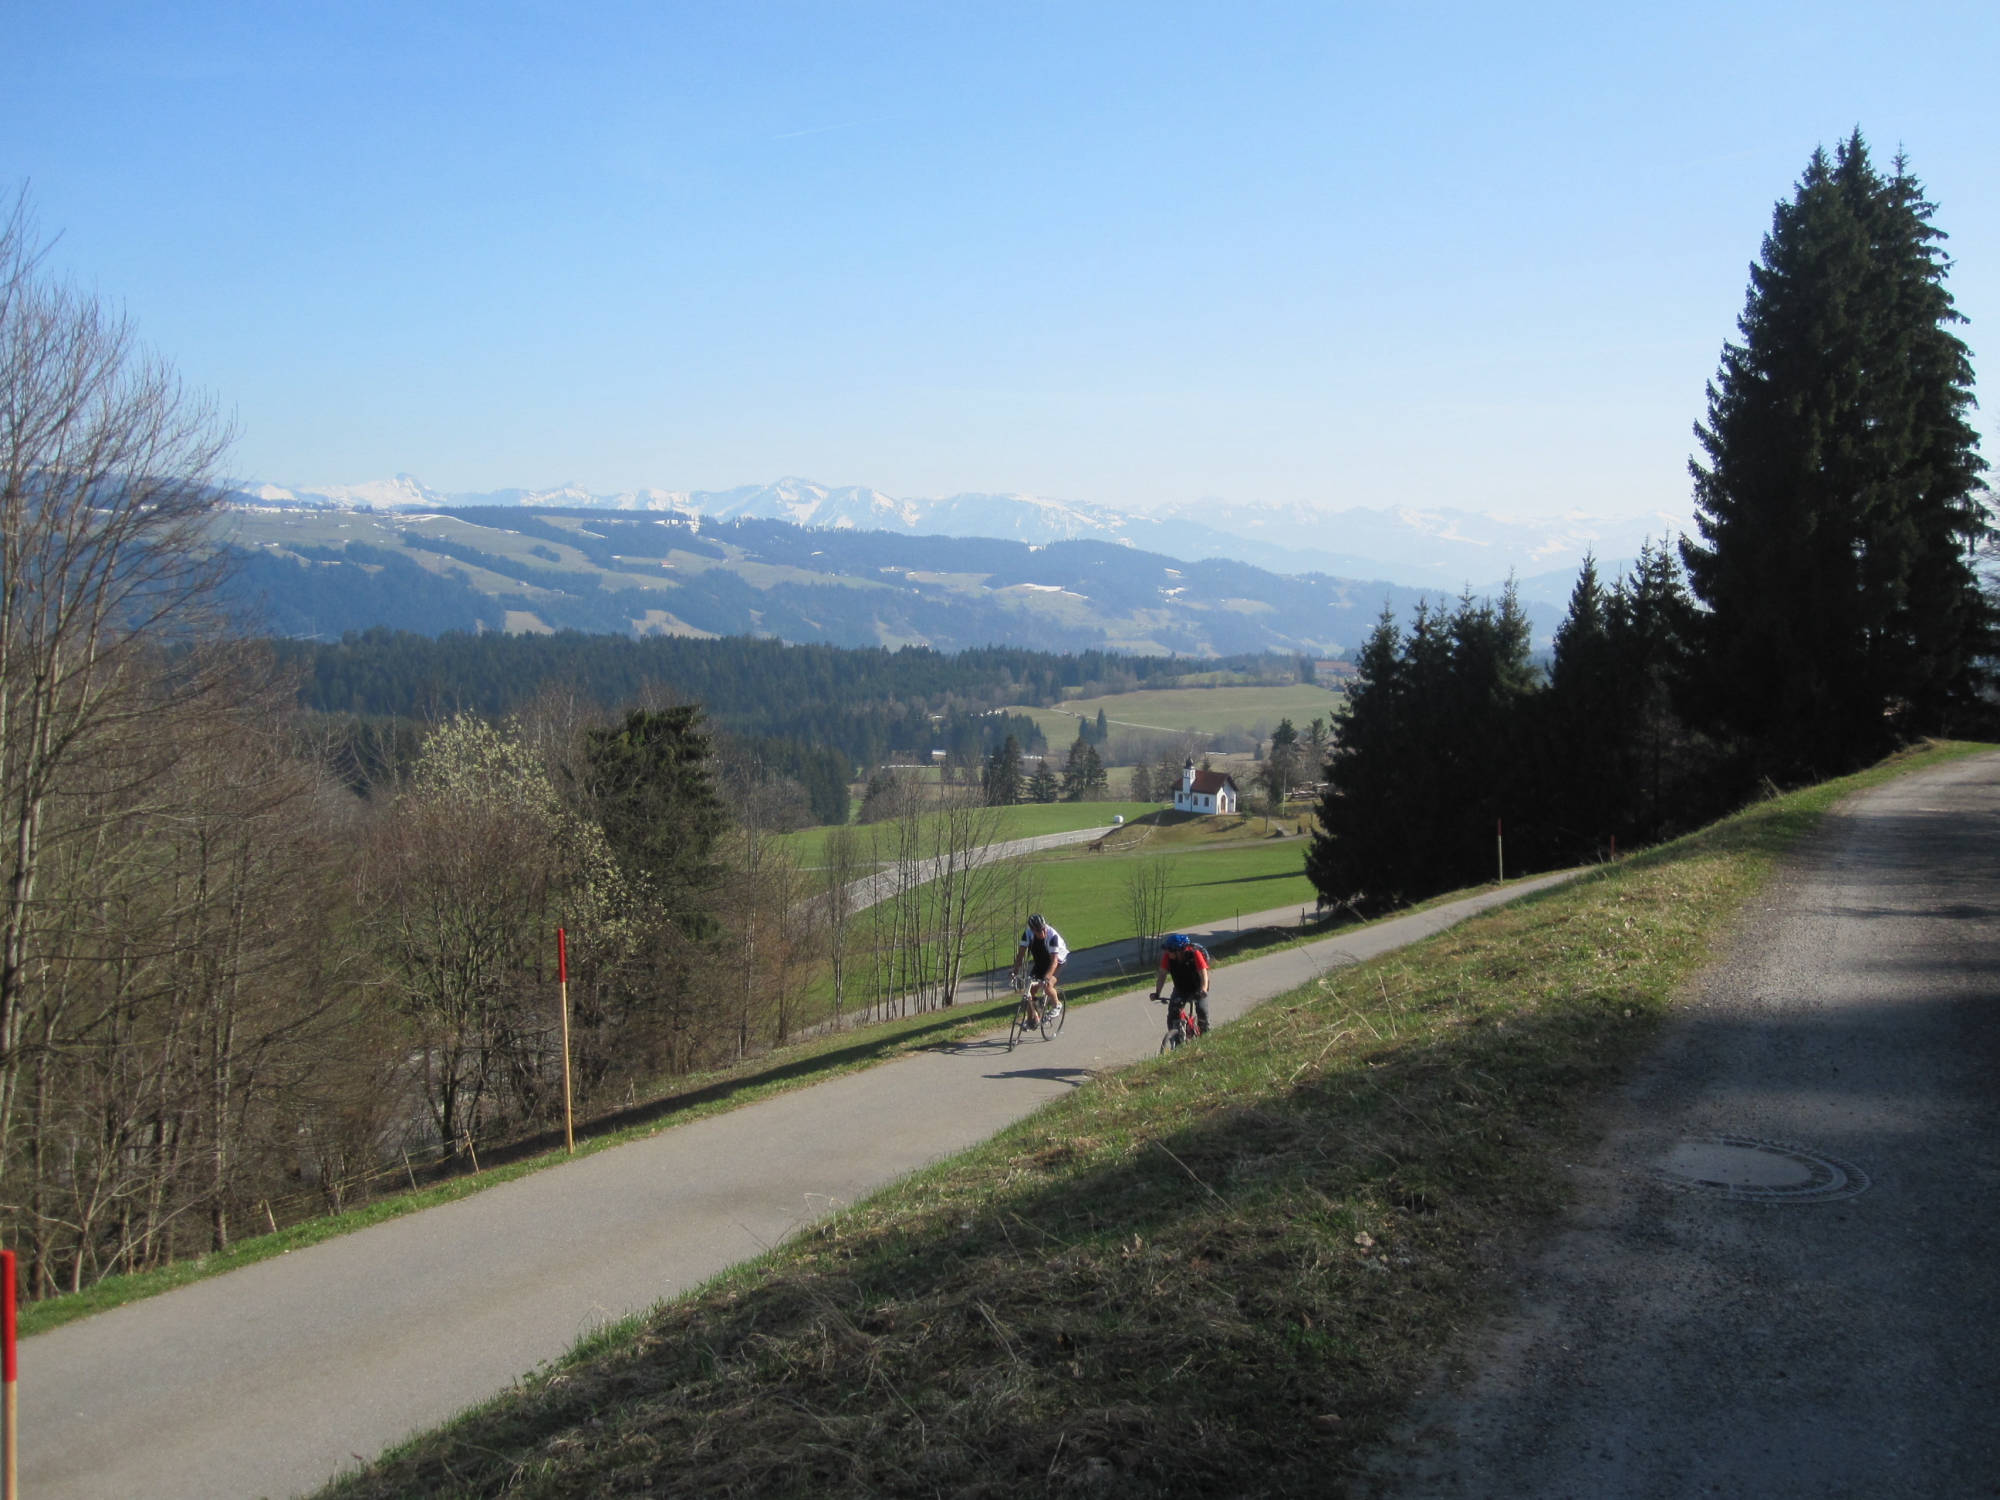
[1548,554,1622,849]
[1307,607,1407,904]
[1683,134,1990,773]
[1060,735,1090,801]
[1609,542,1704,836]
[581,707,728,931]
[1082,744,1108,799]
[982,734,1023,805]
[1307,586,1538,907]
[1862,152,1993,731]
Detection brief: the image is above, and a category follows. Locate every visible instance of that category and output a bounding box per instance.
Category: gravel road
[1361,752,2000,1498]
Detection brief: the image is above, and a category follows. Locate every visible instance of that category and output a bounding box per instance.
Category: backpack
[1167,942,1209,991]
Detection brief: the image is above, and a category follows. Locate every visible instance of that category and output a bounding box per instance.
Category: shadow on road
[979,1066,1095,1086]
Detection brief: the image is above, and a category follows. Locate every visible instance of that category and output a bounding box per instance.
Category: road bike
[1157,993,1203,1054]
[1008,974,1064,1049]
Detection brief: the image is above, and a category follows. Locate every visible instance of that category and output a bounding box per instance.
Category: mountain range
[217,503,1567,657]
[235,475,1691,607]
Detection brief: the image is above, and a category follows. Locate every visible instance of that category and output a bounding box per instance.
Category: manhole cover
[1649,1135,1869,1202]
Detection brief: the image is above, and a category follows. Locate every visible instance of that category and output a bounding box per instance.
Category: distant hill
[219,504,1562,653]
[234,474,1687,607]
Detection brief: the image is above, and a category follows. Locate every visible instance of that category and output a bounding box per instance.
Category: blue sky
[6,2,1996,521]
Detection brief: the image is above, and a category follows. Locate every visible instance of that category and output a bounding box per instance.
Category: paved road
[19,873,1571,1500]
[1363,752,2000,1498]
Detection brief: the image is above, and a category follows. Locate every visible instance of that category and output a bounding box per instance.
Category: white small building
[1172,757,1239,815]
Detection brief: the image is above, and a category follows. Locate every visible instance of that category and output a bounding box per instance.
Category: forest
[1309,135,1995,910]
[281,630,1306,813]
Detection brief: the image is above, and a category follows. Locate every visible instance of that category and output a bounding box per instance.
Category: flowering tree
[368,713,638,1151]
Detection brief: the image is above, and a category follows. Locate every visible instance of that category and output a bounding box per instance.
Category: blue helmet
[1162,933,1191,951]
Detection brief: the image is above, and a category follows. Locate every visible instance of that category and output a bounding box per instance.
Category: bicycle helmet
[1162,933,1191,950]
[1027,913,1046,931]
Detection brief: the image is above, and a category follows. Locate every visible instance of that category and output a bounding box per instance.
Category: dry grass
[322,742,1987,1499]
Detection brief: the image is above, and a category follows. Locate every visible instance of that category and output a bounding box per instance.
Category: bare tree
[719,823,822,1054]
[0,194,234,1162]
[927,790,1009,1008]
[881,795,935,1014]
[1124,857,1180,968]
[6,655,357,1293]
[819,825,863,1026]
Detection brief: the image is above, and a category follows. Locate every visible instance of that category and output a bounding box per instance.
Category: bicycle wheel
[1008,1006,1025,1050]
[1038,1006,1055,1041]
[1049,999,1065,1036]
[1160,1025,1179,1055]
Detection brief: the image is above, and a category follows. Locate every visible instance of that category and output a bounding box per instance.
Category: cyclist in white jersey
[1010,913,1069,1027]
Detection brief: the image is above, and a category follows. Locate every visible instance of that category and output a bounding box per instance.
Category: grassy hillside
[1008,682,1341,754]
[321,745,1987,1499]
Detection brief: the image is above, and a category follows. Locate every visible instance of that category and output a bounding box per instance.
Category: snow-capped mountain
[241,473,459,511]
[232,473,1690,605]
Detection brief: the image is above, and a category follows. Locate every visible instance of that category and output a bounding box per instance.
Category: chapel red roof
[1189,769,1236,795]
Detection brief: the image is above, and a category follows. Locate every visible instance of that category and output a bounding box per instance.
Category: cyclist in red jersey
[1150,933,1210,1038]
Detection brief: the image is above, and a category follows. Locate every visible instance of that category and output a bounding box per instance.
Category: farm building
[1172,757,1239,815]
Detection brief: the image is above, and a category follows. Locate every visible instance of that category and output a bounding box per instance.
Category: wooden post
[463,1131,482,1174]
[3,1247,16,1500]
[1496,818,1504,883]
[558,927,575,1155]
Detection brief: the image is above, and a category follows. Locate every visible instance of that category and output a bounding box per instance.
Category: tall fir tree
[1608,542,1704,837]
[1059,735,1091,801]
[1306,606,1409,905]
[1682,133,1990,774]
[1083,743,1108,799]
[1307,587,1537,907]
[1863,152,1993,731]
[982,734,1023,805]
[581,706,728,933]
[1547,553,1623,849]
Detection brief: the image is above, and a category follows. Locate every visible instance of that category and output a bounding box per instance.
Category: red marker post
[557,928,575,1155]
[4,1246,17,1500]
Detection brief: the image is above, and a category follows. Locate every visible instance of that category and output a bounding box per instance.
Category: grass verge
[318,740,1990,1498]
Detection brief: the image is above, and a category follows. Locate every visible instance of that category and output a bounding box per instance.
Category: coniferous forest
[1309,134,1994,910]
